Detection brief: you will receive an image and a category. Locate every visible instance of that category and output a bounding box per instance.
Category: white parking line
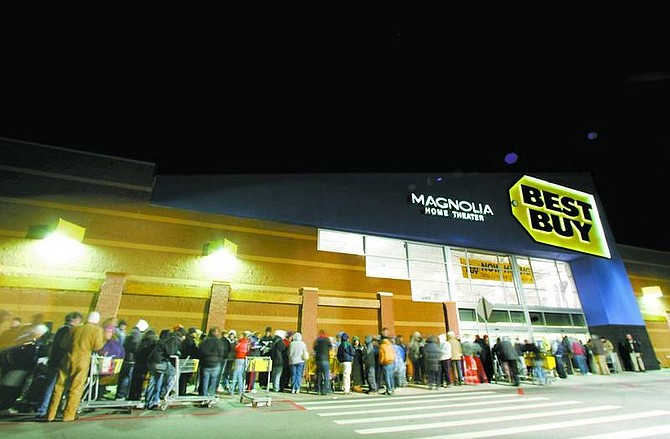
[298,390,495,406]
[410,410,670,439]
[355,405,622,435]
[335,399,579,424]
[575,424,670,439]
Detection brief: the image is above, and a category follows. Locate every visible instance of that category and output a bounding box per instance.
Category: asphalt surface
[2,369,669,439]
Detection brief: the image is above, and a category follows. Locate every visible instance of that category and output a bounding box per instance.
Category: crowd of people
[0,309,650,419]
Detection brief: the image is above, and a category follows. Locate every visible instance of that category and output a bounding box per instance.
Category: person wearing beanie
[114,319,149,400]
[47,310,104,421]
[87,311,101,325]
[136,319,149,333]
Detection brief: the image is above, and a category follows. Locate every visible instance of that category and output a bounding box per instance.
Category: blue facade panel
[152,171,640,326]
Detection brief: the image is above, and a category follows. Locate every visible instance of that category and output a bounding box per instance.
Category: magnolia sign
[409,193,495,222]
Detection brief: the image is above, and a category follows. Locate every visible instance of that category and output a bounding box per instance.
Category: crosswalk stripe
[355,405,621,435]
[319,396,548,417]
[409,410,670,439]
[301,393,510,410]
[298,391,495,406]
[574,424,670,439]
[335,399,580,424]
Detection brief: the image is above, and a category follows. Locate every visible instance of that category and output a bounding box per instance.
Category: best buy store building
[0,139,666,368]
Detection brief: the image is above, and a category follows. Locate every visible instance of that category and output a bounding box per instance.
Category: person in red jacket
[229,331,250,395]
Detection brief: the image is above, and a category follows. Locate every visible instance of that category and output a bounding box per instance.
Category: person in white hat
[47,311,104,421]
[114,318,150,400]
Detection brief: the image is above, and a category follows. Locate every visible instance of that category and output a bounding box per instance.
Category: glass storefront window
[529,311,544,325]
[510,310,526,324]
[544,312,573,326]
[318,229,588,338]
[459,308,476,322]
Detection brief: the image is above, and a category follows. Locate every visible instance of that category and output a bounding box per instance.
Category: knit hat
[136,319,149,332]
[32,324,49,338]
[87,311,101,324]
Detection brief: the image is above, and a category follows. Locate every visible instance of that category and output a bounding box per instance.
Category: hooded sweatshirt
[337,332,355,363]
[288,332,308,365]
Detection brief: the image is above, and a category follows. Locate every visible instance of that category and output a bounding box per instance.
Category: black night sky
[2,15,668,251]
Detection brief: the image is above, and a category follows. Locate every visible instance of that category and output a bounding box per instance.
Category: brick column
[377,291,395,336]
[443,301,460,337]
[95,272,126,322]
[206,281,231,332]
[299,287,319,349]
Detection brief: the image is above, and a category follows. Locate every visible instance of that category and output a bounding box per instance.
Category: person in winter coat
[178,327,201,396]
[128,329,158,401]
[392,336,407,388]
[447,331,464,385]
[424,335,441,390]
[336,332,356,394]
[197,327,225,397]
[351,336,365,391]
[46,311,104,422]
[144,329,180,409]
[408,331,425,384]
[362,335,378,394]
[551,337,568,378]
[378,337,396,395]
[437,333,452,387]
[288,332,308,394]
[270,330,287,392]
[496,336,520,386]
[313,329,333,395]
[623,333,646,372]
[229,330,250,395]
[34,311,82,418]
[115,318,149,400]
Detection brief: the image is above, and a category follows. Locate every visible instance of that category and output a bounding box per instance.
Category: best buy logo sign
[510,175,611,259]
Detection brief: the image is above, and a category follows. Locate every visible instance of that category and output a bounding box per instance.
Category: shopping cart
[159,355,219,410]
[240,356,272,407]
[523,352,556,385]
[79,354,144,415]
[306,356,341,393]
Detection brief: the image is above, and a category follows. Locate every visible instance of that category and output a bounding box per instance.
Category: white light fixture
[53,218,86,242]
[641,286,663,299]
[202,238,237,257]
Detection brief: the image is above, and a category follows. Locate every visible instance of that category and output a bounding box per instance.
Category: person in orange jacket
[378,337,396,395]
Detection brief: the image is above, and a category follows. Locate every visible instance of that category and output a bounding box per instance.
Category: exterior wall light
[641,286,663,299]
[201,238,239,279]
[202,238,238,257]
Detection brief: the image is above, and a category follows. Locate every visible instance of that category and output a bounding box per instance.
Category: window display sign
[460,258,534,283]
[509,175,611,259]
